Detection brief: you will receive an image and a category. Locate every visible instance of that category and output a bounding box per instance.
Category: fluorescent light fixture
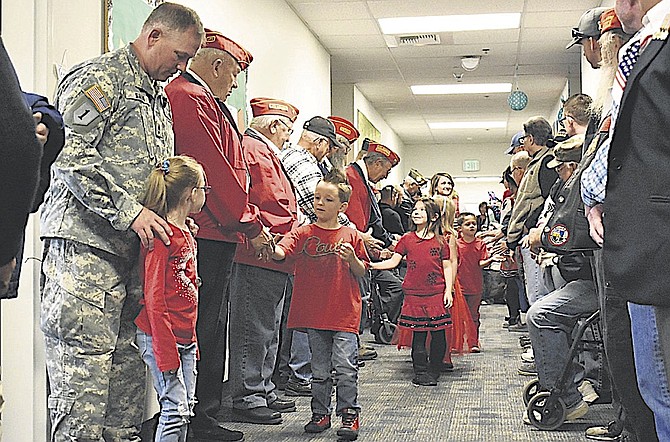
[379,13,521,35]
[412,83,512,95]
[429,121,507,130]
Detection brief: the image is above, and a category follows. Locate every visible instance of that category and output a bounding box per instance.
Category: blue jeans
[520,245,552,305]
[290,330,313,382]
[136,330,197,442]
[307,329,360,416]
[628,303,670,441]
[228,264,287,409]
[527,279,598,407]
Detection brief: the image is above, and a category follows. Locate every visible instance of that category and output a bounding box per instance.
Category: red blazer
[165,73,262,243]
[345,164,371,232]
[234,130,299,273]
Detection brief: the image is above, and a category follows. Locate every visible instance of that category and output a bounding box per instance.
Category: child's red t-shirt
[395,232,450,296]
[278,224,369,334]
[457,236,489,295]
[135,224,199,372]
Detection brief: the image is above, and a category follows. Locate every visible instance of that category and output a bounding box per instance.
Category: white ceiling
[285,0,607,147]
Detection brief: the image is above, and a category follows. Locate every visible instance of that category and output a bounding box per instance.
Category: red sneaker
[337,409,360,440]
[304,414,331,433]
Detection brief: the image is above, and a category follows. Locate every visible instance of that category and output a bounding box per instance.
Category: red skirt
[394,293,451,349]
[448,279,478,355]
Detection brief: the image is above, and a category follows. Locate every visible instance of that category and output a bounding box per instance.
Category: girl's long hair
[142,155,204,218]
[410,197,445,245]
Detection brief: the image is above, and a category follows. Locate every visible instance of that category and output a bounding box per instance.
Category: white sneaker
[521,347,534,363]
[566,399,590,421]
[578,380,599,404]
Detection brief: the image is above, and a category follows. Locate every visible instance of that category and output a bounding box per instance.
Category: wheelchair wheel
[522,379,542,406]
[376,322,396,345]
[527,392,566,431]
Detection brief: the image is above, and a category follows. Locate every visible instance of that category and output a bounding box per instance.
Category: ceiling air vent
[384,34,441,48]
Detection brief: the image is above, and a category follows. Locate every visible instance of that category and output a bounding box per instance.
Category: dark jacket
[604,36,670,306]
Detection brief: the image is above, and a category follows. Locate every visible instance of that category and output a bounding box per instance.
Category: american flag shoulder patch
[84,84,111,113]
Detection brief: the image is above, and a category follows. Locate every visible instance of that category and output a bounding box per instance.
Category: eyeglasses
[195,185,212,194]
[314,137,328,146]
[277,119,294,135]
[511,166,523,173]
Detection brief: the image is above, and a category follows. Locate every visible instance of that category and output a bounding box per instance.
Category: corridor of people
[215,304,616,442]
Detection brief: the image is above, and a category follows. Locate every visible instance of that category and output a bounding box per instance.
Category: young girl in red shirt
[135,156,208,442]
[371,197,453,386]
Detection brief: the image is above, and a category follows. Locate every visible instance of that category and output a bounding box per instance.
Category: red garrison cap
[328,116,360,142]
[250,97,299,122]
[203,29,253,70]
[599,8,623,33]
[367,142,400,167]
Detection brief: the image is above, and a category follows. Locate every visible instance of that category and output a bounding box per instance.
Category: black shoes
[189,424,245,441]
[268,398,296,413]
[231,406,282,425]
[412,373,438,386]
[285,378,311,397]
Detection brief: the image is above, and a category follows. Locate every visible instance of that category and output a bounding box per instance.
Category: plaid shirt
[279,145,350,226]
[279,145,323,223]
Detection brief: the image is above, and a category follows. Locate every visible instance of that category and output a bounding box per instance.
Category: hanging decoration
[508,65,528,111]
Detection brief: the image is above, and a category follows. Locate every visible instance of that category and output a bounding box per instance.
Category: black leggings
[411,330,447,375]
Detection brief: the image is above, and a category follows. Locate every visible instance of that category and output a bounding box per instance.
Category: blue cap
[505,131,524,154]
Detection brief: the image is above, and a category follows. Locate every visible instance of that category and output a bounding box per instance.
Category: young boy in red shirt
[273,169,369,441]
[457,212,503,352]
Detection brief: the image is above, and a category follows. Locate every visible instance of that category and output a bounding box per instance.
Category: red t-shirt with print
[395,232,450,296]
[457,236,489,295]
[278,224,369,334]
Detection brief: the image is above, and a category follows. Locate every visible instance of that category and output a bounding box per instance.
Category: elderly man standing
[398,170,426,231]
[40,4,203,441]
[165,30,272,442]
[228,98,300,425]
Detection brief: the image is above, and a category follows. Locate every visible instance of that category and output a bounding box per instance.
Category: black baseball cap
[566,7,609,49]
[303,116,345,150]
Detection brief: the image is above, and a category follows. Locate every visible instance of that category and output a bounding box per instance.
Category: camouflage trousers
[40,238,145,442]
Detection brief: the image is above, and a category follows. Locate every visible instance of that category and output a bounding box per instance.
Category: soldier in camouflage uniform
[39,4,203,441]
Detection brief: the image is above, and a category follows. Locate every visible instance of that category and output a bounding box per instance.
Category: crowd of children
[136,154,507,441]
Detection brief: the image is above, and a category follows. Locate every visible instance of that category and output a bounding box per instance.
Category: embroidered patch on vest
[548,224,570,247]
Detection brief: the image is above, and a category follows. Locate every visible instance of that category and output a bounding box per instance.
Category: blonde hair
[142,155,204,218]
[592,30,628,116]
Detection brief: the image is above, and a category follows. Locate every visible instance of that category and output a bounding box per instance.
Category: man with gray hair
[506,116,558,306]
[40,3,203,441]
[566,7,609,69]
[228,97,300,424]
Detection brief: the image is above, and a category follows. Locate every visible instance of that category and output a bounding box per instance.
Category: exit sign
[462,159,480,172]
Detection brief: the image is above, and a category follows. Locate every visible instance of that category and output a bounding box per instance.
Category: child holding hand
[371,197,453,386]
[273,169,369,441]
[135,156,208,441]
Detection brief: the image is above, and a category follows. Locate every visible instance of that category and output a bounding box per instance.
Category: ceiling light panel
[429,121,507,129]
[412,83,512,95]
[378,13,521,35]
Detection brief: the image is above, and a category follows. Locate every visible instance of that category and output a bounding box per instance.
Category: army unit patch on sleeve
[84,84,111,113]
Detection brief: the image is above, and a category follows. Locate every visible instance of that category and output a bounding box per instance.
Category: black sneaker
[189,424,245,441]
[268,398,296,413]
[304,414,331,433]
[337,409,360,440]
[441,362,454,372]
[285,378,311,397]
[412,373,437,386]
